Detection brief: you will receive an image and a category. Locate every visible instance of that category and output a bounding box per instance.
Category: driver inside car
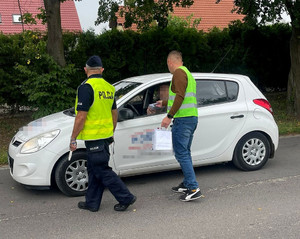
[147,84,169,115]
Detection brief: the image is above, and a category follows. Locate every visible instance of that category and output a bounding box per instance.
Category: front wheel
[55,151,88,196]
[233,132,270,171]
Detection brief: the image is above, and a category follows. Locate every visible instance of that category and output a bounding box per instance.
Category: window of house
[12,14,22,23]
[196,80,238,106]
[0,14,2,23]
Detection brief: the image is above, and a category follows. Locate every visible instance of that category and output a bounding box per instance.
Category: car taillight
[253,99,273,115]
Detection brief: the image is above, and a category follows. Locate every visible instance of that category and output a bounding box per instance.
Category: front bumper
[8,142,59,187]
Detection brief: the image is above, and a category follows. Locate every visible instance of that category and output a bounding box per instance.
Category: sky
[74,0,291,34]
[74,0,109,34]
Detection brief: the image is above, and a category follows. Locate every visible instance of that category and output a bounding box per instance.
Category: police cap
[86,55,103,67]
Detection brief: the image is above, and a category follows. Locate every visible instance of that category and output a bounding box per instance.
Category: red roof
[117,0,244,32]
[0,0,81,34]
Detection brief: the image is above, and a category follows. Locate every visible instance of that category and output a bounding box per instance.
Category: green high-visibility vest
[168,66,198,118]
[75,77,115,140]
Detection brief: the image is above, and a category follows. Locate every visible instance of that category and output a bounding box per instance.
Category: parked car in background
[8,73,279,196]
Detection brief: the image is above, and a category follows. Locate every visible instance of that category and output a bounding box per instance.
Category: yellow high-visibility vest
[75,77,115,140]
[168,66,198,118]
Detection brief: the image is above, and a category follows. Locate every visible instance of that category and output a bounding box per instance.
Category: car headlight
[20,129,60,154]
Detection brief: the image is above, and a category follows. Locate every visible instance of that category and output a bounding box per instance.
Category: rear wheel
[55,151,88,196]
[233,132,270,171]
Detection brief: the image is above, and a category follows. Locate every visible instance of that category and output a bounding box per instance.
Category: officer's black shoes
[78,196,136,212]
[114,196,137,212]
[78,201,98,212]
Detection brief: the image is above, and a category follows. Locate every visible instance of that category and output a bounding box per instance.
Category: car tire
[233,132,270,171]
[55,151,88,197]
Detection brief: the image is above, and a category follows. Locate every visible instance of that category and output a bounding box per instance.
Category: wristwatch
[167,114,173,119]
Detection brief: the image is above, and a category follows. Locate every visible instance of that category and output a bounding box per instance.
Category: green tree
[167,13,201,29]
[217,0,300,119]
[17,0,66,66]
[96,0,195,31]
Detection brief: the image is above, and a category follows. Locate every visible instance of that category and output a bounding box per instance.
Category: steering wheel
[127,103,140,116]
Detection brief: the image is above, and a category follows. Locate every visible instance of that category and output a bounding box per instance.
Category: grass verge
[0,92,300,165]
[266,92,300,135]
[0,113,33,165]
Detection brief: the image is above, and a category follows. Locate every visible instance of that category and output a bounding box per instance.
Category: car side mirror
[118,108,134,122]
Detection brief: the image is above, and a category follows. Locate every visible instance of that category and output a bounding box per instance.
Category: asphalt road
[1,136,300,239]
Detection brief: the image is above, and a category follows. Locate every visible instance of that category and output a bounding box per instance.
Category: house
[0,0,81,34]
[115,0,244,32]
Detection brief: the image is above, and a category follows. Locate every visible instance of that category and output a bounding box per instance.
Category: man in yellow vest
[70,55,136,212]
[159,50,203,201]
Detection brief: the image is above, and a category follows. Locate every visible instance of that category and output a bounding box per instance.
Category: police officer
[70,55,136,212]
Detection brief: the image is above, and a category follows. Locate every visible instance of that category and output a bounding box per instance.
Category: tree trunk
[287,26,300,120]
[43,0,66,67]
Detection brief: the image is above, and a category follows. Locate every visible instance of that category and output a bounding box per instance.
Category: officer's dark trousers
[84,140,134,210]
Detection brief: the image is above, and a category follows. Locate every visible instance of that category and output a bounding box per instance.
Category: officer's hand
[70,139,77,151]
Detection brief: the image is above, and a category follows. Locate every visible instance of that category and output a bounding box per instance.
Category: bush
[0,22,292,117]
[12,32,77,118]
[0,34,28,108]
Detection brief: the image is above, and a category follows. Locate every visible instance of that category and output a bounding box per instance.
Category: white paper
[152,128,172,151]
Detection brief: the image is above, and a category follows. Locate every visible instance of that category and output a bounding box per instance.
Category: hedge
[0,22,291,117]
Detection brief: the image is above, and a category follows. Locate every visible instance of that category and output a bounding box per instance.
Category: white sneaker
[180,188,204,202]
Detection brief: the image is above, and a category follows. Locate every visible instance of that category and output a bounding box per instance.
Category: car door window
[196,80,238,106]
[196,80,227,106]
[146,83,169,116]
[121,83,170,119]
[124,91,145,117]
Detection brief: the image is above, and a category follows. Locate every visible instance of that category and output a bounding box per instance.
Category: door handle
[230,114,244,119]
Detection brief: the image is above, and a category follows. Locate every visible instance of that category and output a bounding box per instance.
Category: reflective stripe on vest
[167,66,198,118]
[75,77,115,140]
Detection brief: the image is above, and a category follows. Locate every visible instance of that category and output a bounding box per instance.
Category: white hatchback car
[8,73,279,196]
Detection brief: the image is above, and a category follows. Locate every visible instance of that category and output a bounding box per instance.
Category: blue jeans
[172,116,198,190]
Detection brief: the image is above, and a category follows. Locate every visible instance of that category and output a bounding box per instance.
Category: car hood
[16,110,74,142]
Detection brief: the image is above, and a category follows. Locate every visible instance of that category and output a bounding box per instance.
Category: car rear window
[226,81,238,101]
[196,80,238,107]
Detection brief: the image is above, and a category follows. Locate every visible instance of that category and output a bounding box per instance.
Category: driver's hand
[147,107,155,115]
[156,100,163,108]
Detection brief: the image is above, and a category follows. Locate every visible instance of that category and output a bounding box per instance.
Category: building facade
[0,0,81,34]
[116,0,244,32]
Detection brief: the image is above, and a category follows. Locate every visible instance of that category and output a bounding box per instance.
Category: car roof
[120,72,248,84]
[120,73,172,83]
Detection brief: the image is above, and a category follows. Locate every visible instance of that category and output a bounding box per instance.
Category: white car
[8,73,279,196]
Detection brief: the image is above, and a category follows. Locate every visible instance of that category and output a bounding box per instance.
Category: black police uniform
[77,74,135,210]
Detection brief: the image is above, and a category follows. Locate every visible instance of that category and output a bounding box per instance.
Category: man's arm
[161,68,187,128]
[70,111,88,151]
[112,109,118,131]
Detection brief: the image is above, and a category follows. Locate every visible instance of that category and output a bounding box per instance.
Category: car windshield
[114,81,142,100]
[63,107,75,117]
